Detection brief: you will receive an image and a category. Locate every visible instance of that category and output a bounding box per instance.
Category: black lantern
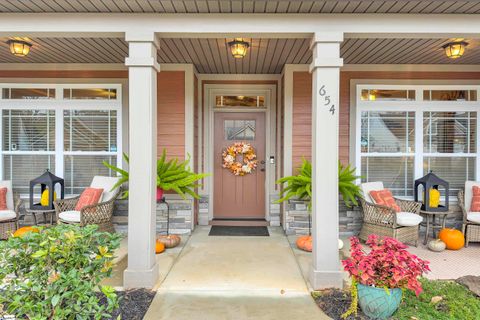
[414,171,449,212]
[29,169,64,210]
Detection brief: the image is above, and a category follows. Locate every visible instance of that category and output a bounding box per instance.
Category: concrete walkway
[144,226,329,320]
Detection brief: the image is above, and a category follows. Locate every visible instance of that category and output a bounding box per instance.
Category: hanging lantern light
[7,39,32,57]
[442,41,468,59]
[228,38,250,59]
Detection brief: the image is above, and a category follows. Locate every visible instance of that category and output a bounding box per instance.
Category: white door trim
[204,83,277,222]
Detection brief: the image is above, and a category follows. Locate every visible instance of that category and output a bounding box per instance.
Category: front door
[214,112,266,219]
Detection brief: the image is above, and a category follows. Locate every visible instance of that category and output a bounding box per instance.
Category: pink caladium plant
[342,235,430,296]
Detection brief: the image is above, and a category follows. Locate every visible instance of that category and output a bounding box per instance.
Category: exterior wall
[292,72,312,170]
[157,71,185,160]
[285,70,480,236]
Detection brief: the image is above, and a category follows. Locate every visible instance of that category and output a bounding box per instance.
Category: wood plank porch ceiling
[0,37,479,73]
[1,1,480,14]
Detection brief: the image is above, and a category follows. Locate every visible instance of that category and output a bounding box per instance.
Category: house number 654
[318,85,335,115]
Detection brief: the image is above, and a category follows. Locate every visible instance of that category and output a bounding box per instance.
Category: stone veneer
[113,197,193,235]
[284,197,465,237]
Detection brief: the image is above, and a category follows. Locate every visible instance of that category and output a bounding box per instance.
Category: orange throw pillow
[75,188,103,211]
[470,186,480,212]
[0,187,7,210]
[369,189,401,212]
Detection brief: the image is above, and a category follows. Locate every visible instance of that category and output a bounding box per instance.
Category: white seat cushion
[361,181,385,204]
[90,176,120,202]
[467,212,480,224]
[59,210,80,223]
[0,210,16,222]
[396,212,423,227]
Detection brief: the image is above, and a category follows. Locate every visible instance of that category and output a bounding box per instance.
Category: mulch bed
[99,289,156,320]
[313,288,368,320]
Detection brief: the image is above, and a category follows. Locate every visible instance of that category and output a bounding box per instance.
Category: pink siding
[157,71,185,160]
[292,72,312,170]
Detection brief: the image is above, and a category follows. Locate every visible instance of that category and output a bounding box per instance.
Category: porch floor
[287,234,480,284]
[143,226,329,320]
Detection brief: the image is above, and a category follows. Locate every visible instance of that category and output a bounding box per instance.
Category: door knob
[260,160,266,171]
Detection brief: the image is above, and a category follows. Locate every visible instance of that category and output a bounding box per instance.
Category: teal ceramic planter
[357,284,402,319]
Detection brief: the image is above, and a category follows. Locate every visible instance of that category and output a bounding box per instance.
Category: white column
[123,31,160,288]
[309,32,344,289]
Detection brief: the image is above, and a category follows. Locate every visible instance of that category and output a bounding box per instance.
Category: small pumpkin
[13,226,40,238]
[155,240,165,254]
[156,234,181,248]
[439,228,465,250]
[296,235,312,252]
[428,239,446,252]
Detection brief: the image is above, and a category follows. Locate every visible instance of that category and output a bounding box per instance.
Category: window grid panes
[358,85,479,199]
[360,111,415,196]
[224,120,256,141]
[64,110,117,152]
[0,84,121,195]
[64,155,117,195]
[2,109,55,152]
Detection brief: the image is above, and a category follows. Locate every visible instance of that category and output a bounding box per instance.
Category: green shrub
[0,224,122,320]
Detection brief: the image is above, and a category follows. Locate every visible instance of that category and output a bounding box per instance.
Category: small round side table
[24,208,56,226]
[420,210,450,245]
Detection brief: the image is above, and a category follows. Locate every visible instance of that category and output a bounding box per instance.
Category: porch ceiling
[1,0,480,14]
[0,37,479,73]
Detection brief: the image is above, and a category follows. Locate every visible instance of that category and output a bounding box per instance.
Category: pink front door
[214,112,266,219]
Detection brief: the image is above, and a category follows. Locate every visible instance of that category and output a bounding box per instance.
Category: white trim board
[0,13,480,38]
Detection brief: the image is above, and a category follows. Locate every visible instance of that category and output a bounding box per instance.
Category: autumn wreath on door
[222,142,258,176]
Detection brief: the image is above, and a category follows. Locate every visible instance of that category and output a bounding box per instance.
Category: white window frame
[355,84,480,198]
[0,83,123,196]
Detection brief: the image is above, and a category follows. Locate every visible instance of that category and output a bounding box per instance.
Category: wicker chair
[54,176,120,233]
[458,181,480,247]
[0,180,22,239]
[358,182,422,246]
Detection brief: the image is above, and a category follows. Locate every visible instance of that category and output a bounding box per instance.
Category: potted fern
[103,149,209,201]
[276,159,362,251]
[156,149,209,200]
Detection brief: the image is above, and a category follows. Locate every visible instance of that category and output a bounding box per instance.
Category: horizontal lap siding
[157,71,185,160]
[291,71,480,170]
[292,72,312,170]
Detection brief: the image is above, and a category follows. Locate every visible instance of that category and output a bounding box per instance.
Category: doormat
[208,226,269,237]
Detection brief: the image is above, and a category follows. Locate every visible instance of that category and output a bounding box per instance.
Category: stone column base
[124,262,160,289]
[309,269,343,290]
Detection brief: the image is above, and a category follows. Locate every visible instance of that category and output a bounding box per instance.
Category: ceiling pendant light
[442,41,468,59]
[7,39,32,57]
[228,38,250,59]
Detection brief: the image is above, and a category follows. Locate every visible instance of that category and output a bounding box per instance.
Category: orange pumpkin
[155,241,165,254]
[156,234,181,248]
[296,235,312,252]
[438,228,465,250]
[13,226,40,238]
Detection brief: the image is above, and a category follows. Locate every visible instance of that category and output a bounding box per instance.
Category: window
[423,111,476,196]
[360,111,415,196]
[215,95,265,107]
[357,85,480,198]
[0,84,122,196]
[64,110,118,194]
[224,120,256,141]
